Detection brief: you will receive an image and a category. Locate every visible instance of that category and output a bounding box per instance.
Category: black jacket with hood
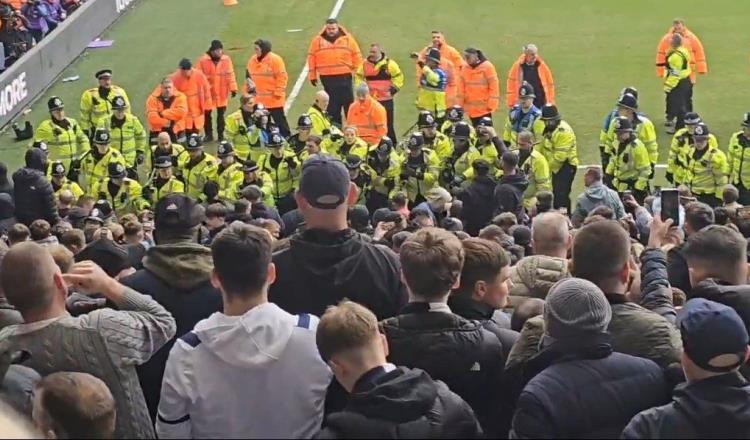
[121,241,222,420]
[12,149,59,226]
[270,229,406,320]
[495,172,529,223]
[316,367,483,439]
[458,175,497,236]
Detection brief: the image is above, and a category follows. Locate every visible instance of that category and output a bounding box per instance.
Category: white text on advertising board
[0,72,27,117]
[115,0,134,13]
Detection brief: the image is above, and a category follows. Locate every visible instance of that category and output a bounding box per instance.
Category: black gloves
[389,86,399,96]
[384,177,395,190]
[238,125,247,135]
[622,153,630,164]
[310,79,318,87]
[142,186,153,202]
[330,133,342,142]
[285,157,298,169]
[136,151,145,165]
[231,91,237,98]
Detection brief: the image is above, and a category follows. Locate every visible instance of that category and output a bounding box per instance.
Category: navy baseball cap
[299,154,350,209]
[678,298,749,373]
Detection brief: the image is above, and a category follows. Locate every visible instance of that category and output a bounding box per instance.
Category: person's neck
[222,291,268,317]
[23,303,67,323]
[535,247,568,259]
[598,279,626,295]
[303,213,348,231]
[350,359,388,390]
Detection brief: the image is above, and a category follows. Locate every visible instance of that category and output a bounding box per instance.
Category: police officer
[34,96,90,174]
[240,159,275,207]
[345,154,371,205]
[91,162,149,218]
[224,94,266,162]
[517,130,551,209]
[415,48,447,120]
[503,82,543,150]
[287,114,313,156]
[79,69,131,138]
[49,161,84,201]
[474,116,507,177]
[606,117,651,202]
[440,105,470,137]
[322,125,369,161]
[258,129,300,214]
[418,110,452,162]
[149,131,187,177]
[603,93,659,180]
[79,128,126,194]
[108,95,147,178]
[395,132,441,204]
[145,155,185,203]
[539,104,579,212]
[668,112,716,186]
[216,141,244,203]
[364,136,400,212]
[179,134,219,201]
[686,123,728,207]
[599,86,638,181]
[728,113,750,204]
[443,121,480,190]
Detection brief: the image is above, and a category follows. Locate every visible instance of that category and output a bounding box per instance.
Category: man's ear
[619,261,630,284]
[210,270,222,290]
[52,272,67,299]
[380,333,389,359]
[327,358,345,378]
[451,274,461,290]
[294,191,307,210]
[266,262,276,286]
[346,182,358,206]
[473,280,487,300]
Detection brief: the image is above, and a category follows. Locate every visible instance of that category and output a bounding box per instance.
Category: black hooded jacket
[494,172,529,221]
[458,175,497,236]
[270,229,406,320]
[316,367,483,439]
[12,149,59,226]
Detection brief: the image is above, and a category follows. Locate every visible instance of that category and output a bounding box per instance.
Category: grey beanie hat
[544,278,612,339]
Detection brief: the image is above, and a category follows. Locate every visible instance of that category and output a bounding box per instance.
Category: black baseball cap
[299,154,350,209]
[155,194,205,230]
[75,238,131,277]
[679,298,749,373]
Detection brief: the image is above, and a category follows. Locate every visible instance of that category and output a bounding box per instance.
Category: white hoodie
[156,302,332,439]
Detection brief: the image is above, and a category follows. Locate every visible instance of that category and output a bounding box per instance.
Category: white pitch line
[284,0,347,112]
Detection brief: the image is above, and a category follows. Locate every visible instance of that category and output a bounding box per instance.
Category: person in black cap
[171,58,212,138]
[90,162,149,218]
[474,116,507,177]
[33,96,89,174]
[603,93,658,179]
[78,127,127,194]
[240,159,274,206]
[684,123,727,207]
[666,111,702,185]
[623,298,750,438]
[440,104,475,138]
[120,193,221,420]
[270,153,405,320]
[258,128,299,215]
[215,141,243,203]
[395,132,441,205]
[147,155,185,203]
[417,110,451,160]
[12,148,59,226]
[413,47,448,120]
[247,38,291,137]
[444,121,481,190]
[728,112,750,204]
[457,159,498,236]
[503,82,542,149]
[607,116,652,203]
[539,104,579,212]
[79,69,131,138]
[287,114,313,156]
[196,39,238,142]
[364,136,400,212]
[75,237,133,279]
[599,87,639,181]
[345,154,370,205]
[109,94,147,177]
[179,133,218,202]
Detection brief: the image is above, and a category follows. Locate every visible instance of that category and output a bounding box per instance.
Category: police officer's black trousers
[381,99,397,143]
[666,78,691,129]
[204,107,226,140]
[269,107,291,138]
[320,74,354,127]
[552,162,576,213]
[366,191,389,215]
[275,193,298,216]
[696,193,721,208]
[738,184,750,205]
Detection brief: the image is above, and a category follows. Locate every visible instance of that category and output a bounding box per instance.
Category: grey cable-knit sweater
[0,288,176,439]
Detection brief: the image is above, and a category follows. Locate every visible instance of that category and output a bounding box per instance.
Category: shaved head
[0,242,61,315]
[531,212,571,257]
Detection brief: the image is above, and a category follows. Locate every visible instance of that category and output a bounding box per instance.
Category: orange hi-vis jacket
[458,59,500,118]
[196,53,238,110]
[307,26,362,80]
[416,38,463,107]
[146,87,188,134]
[247,51,288,109]
[656,27,707,83]
[506,54,555,107]
[346,96,387,145]
[170,69,213,131]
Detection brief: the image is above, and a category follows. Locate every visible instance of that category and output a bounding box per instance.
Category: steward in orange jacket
[506,44,555,108]
[656,19,707,83]
[307,19,362,125]
[416,31,463,107]
[197,40,238,142]
[146,78,189,143]
[458,47,500,124]
[247,39,290,137]
[346,83,387,145]
[170,58,213,134]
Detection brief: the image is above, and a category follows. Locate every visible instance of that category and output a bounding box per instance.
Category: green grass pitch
[1,0,749,196]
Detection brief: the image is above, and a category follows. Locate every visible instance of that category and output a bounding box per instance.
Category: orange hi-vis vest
[346,96,387,145]
[458,60,500,118]
[170,69,213,131]
[307,26,362,80]
[247,52,288,109]
[146,87,188,134]
[196,54,238,109]
[363,60,394,101]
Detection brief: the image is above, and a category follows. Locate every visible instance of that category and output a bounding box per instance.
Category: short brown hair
[35,372,116,439]
[206,203,228,219]
[211,223,272,297]
[685,201,714,232]
[76,195,95,208]
[400,228,464,300]
[123,221,143,237]
[455,238,509,295]
[317,300,379,362]
[572,220,630,285]
[107,223,124,243]
[60,229,85,251]
[7,223,29,245]
[47,245,74,274]
[29,219,51,241]
[683,225,747,280]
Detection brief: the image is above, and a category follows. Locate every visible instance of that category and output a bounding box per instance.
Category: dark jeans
[275,193,297,216]
[29,29,44,44]
[738,184,750,205]
[666,78,691,129]
[552,162,577,213]
[204,107,226,140]
[381,99,397,143]
[696,193,721,208]
[600,150,613,187]
[470,114,492,127]
[268,107,291,138]
[321,74,354,126]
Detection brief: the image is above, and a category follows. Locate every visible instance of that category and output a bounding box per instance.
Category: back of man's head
[47,244,74,274]
[400,227,464,301]
[0,242,60,317]
[511,298,545,332]
[455,238,509,297]
[7,223,29,246]
[723,184,740,205]
[317,300,382,364]
[295,155,353,230]
[685,201,714,235]
[60,229,85,254]
[572,220,630,288]
[531,212,570,257]
[154,194,204,244]
[33,372,116,440]
[683,225,748,286]
[211,223,273,299]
